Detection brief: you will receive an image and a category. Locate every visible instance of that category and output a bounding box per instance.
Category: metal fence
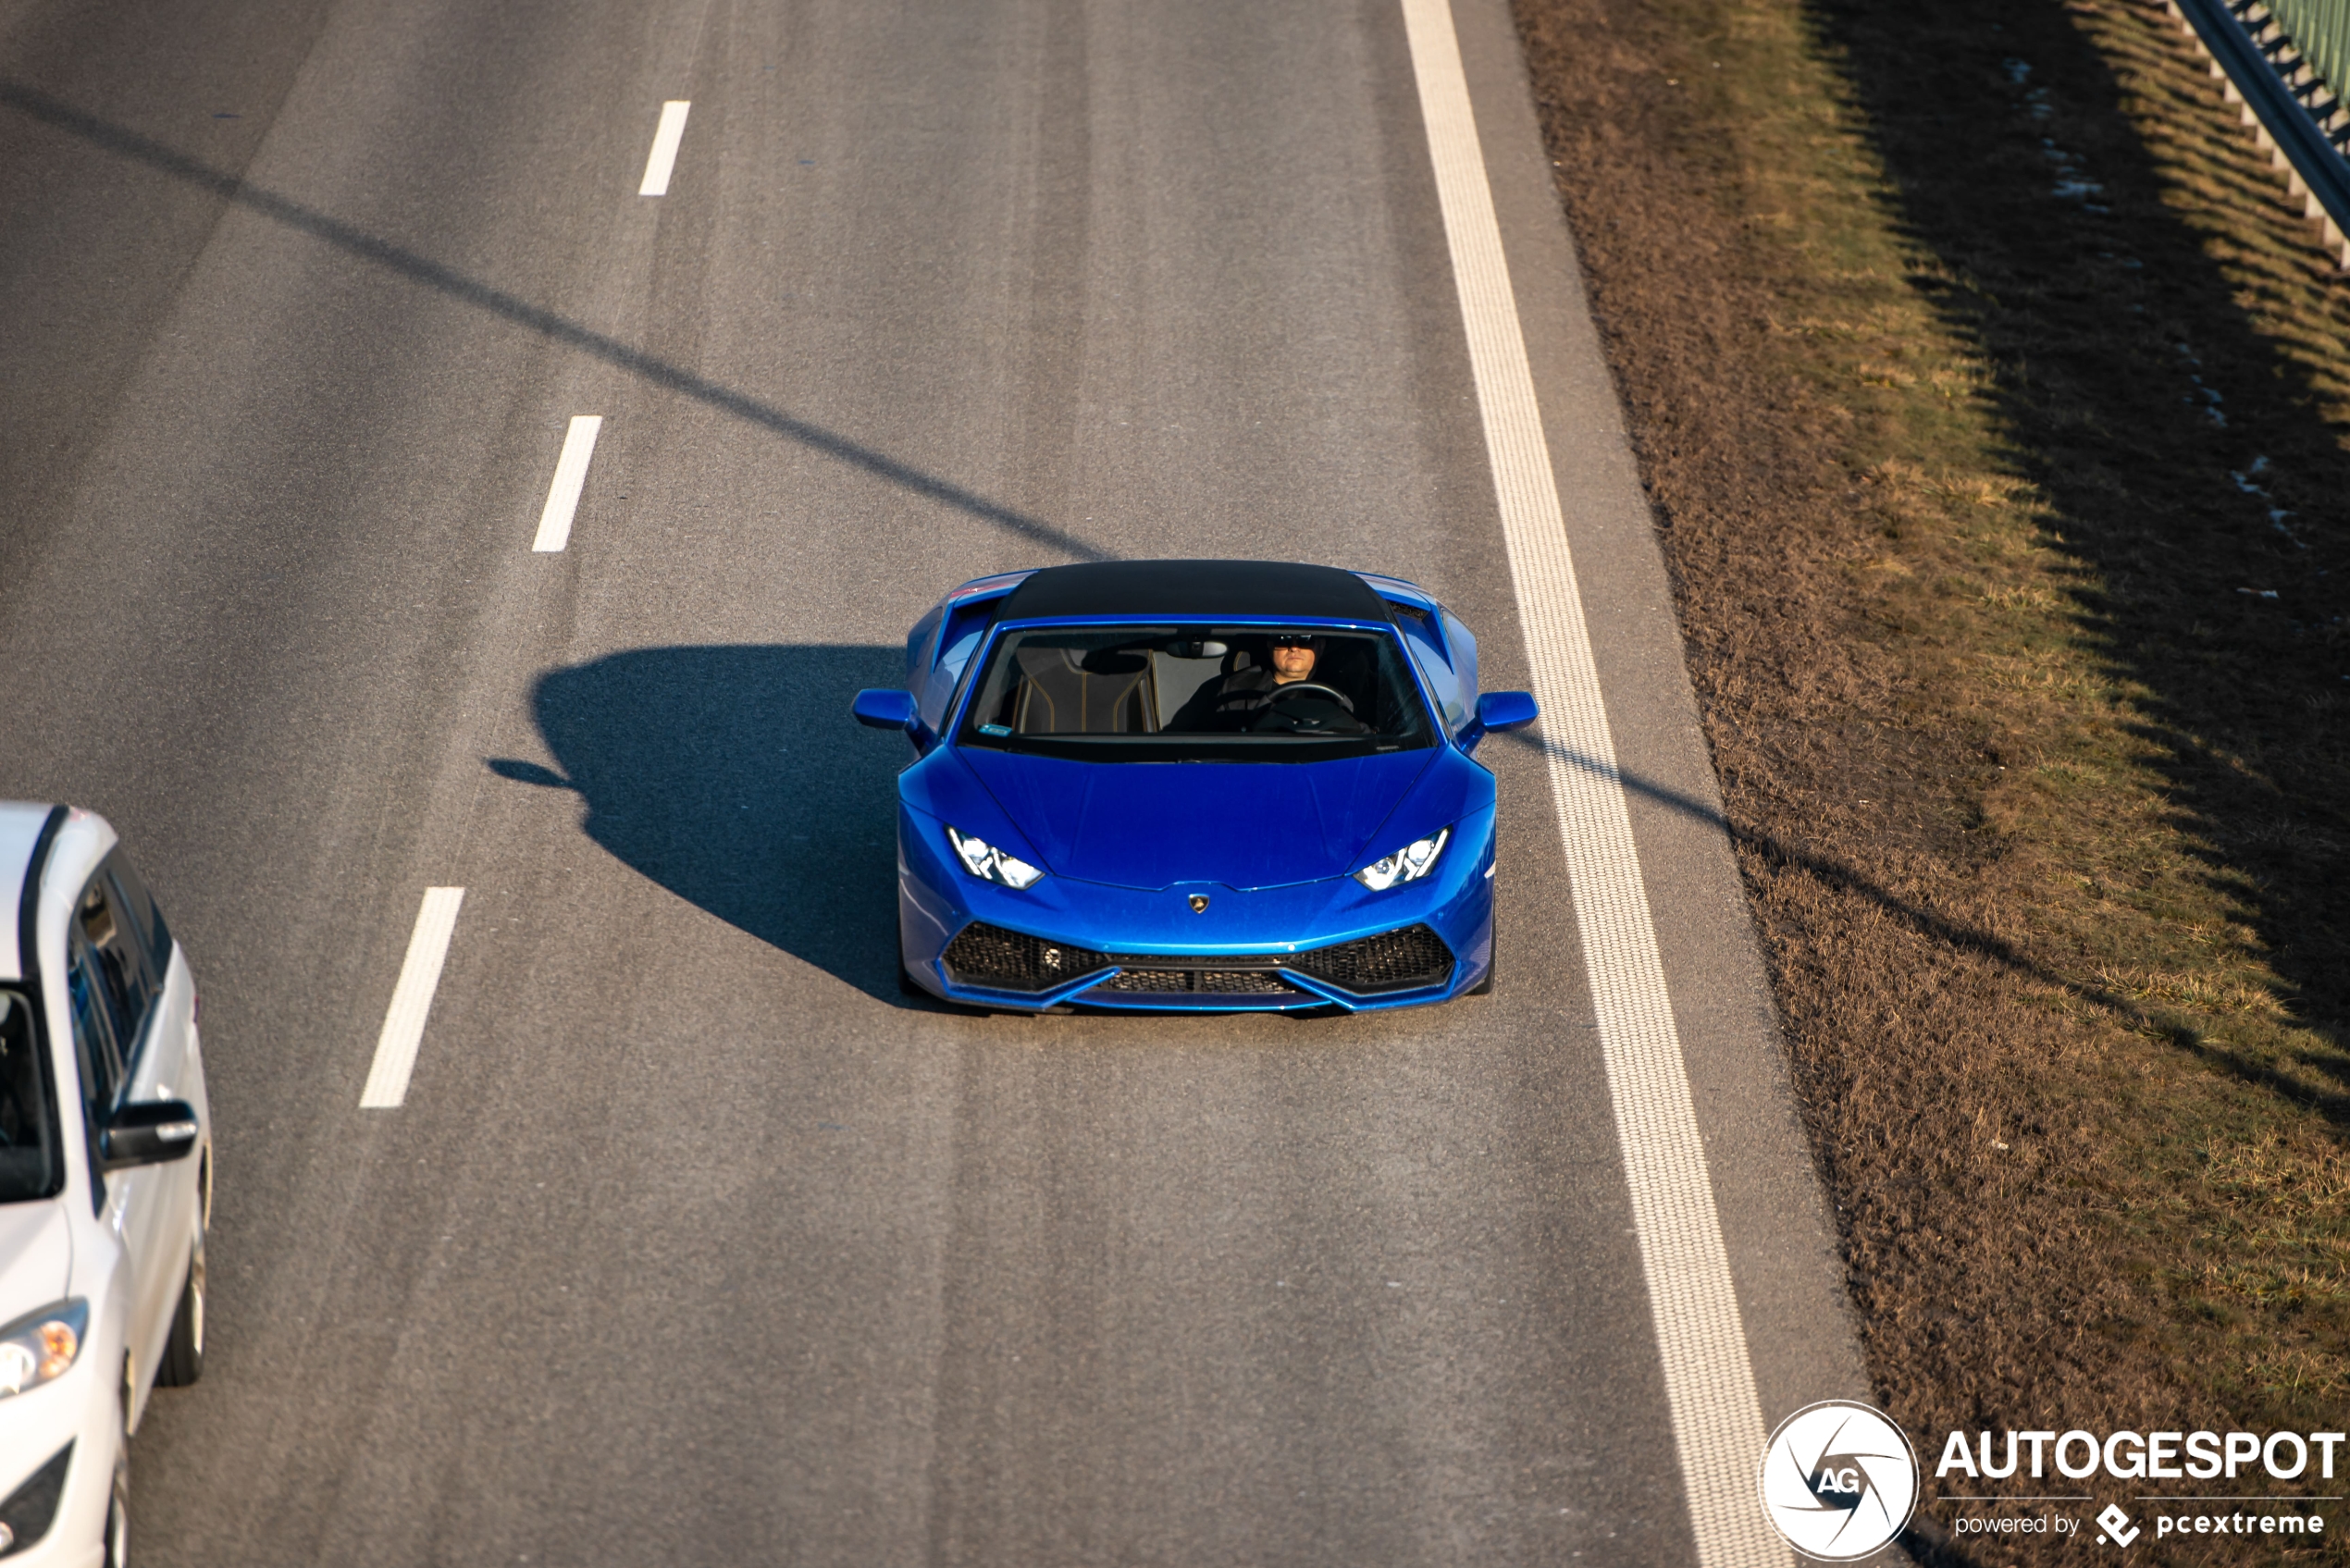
[2173,0,2350,265]
[2262,0,2350,130]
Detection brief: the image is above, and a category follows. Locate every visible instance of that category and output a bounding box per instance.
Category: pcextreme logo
[1758,1400,1921,1561]
[2096,1504,2141,1548]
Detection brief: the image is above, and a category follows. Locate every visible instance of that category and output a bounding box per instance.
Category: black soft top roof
[994,560,1394,623]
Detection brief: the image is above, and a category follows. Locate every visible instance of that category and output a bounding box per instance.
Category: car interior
[975,630,1411,737]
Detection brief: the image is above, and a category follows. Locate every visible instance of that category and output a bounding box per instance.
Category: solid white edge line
[532,414,603,553]
[359,887,465,1109]
[1396,3,1787,1564]
[638,100,692,196]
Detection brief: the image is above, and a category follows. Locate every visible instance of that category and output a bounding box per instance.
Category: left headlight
[1354,827,1451,891]
[946,826,1046,890]
[0,1300,87,1401]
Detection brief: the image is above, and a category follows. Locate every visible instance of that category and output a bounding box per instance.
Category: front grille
[1287,924,1454,994]
[1195,969,1299,994]
[1101,968,1301,996]
[942,921,1453,998]
[942,923,1112,992]
[1099,969,1193,994]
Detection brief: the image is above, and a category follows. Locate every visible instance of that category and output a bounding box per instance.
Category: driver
[1170,632,1356,730]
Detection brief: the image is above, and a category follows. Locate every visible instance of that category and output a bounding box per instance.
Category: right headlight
[0,1300,87,1401]
[1353,826,1451,891]
[946,826,1046,890]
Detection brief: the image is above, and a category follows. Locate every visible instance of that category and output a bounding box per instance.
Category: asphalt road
[0,0,1867,1562]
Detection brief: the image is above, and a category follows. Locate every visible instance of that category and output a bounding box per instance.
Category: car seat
[1010,644,1156,733]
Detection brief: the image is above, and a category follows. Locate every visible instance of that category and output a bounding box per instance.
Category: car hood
[0,1204,71,1323]
[957,747,1438,891]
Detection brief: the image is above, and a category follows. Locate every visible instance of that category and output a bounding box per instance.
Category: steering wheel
[1250,682,1366,734]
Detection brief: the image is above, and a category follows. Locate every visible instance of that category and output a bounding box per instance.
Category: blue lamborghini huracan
[851,560,1538,1011]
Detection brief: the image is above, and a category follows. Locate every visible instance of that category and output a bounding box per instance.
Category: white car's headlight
[946,826,1045,890]
[0,1300,87,1400]
[1354,827,1451,891]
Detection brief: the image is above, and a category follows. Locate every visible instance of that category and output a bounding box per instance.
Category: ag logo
[1758,1400,1919,1561]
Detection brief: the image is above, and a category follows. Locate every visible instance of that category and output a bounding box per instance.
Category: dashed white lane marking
[1398,3,1785,1565]
[637,100,691,196]
[360,887,465,1109]
[532,415,602,552]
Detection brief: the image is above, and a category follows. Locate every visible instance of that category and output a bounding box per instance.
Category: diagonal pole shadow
[1491,729,2348,1120]
[0,79,1109,563]
[1497,725,2045,972]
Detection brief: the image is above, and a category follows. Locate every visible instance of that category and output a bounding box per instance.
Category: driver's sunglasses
[1269,636,1317,648]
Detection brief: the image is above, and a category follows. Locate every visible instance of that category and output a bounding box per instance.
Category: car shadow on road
[488,644,919,1004]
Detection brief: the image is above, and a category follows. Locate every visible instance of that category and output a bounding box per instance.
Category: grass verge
[1507,0,2349,1556]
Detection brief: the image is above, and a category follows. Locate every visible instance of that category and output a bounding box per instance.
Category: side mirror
[1477,691,1539,732]
[99,1100,200,1171]
[1460,690,1538,753]
[850,688,935,754]
[851,689,919,731]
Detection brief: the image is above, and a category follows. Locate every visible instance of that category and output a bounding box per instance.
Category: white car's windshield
[0,991,62,1204]
[958,624,1435,762]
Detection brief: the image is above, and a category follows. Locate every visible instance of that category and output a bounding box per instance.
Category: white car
[0,806,211,1566]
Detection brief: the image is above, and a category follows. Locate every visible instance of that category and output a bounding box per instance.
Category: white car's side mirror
[96,1100,199,1172]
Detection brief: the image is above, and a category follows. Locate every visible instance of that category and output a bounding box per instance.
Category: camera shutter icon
[1757,1401,1920,1561]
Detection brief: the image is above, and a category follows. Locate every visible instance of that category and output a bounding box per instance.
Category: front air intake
[1286,924,1454,994]
[942,921,1454,997]
[0,1442,72,1557]
[942,924,1112,992]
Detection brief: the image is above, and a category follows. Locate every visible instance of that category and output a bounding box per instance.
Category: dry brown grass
[1510,0,2350,1558]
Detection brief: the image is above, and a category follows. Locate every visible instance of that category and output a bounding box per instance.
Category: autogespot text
[1936,1428,2346,1483]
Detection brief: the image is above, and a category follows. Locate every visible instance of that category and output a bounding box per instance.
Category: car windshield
[0,990,62,1204]
[957,624,1435,762]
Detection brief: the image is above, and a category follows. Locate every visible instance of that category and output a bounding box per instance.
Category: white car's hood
[0,1204,71,1324]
